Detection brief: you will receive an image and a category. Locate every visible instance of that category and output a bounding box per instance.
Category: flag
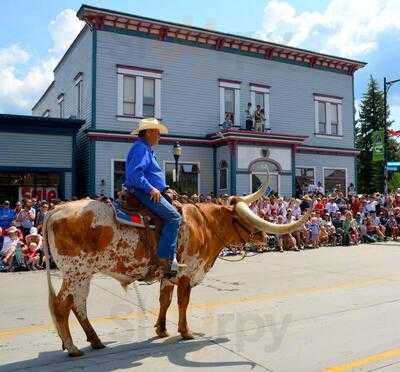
[371,129,384,161]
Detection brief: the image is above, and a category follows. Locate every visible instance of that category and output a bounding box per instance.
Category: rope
[132,281,148,313]
[217,248,264,262]
[218,250,247,262]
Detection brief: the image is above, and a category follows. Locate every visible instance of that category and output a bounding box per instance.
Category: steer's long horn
[235,201,312,234]
[239,174,270,205]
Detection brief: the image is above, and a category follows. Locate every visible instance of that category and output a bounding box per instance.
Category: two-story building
[32,4,366,198]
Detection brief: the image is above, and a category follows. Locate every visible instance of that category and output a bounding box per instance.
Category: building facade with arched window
[32,5,364,197]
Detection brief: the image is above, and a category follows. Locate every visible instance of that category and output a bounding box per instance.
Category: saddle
[111,188,185,281]
[113,188,182,230]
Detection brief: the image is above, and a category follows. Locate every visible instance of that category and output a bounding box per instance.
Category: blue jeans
[132,188,182,260]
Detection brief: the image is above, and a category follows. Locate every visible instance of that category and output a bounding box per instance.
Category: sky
[1,0,399,127]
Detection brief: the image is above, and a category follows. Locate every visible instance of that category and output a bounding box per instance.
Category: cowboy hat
[7,226,18,234]
[131,118,168,135]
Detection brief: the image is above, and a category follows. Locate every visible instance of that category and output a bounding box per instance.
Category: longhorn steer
[43,183,310,356]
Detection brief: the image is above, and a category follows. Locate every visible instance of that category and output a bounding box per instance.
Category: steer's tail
[42,211,58,332]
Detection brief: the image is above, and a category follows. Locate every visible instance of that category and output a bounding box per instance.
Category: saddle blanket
[111,201,155,229]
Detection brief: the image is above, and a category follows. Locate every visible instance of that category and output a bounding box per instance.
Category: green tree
[389,172,400,191]
[355,76,399,193]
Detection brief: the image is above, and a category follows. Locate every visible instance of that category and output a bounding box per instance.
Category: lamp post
[172,142,182,186]
[383,77,400,193]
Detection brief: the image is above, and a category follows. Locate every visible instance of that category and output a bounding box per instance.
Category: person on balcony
[260,108,269,131]
[254,105,263,132]
[245,102,254,130]
[222,112,233,130]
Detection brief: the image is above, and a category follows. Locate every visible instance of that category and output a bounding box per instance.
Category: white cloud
[255,0,400,58]
[0,9,84,113]
[49,9,84,54]
[389,94,400,130]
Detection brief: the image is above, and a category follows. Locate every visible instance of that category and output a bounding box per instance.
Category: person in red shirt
[23,242,40,269]
[314,198,325,215]
[351,195,363,217]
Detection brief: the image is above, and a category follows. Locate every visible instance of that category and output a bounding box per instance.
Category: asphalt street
[2,242,400,372]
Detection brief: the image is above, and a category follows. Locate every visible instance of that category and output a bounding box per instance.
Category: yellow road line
[2,273,400,340]
[323,347,400,371]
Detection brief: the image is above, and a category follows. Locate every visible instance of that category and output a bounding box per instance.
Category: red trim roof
[77,5,366,75]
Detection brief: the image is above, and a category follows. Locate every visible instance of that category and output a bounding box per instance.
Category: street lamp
[172,142,182,184]
[383,77,400,193]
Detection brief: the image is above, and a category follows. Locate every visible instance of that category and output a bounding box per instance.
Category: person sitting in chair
[124,118,186,276]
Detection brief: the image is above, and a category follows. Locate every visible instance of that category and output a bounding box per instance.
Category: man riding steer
[124,118,186,276]
[42,118,312,357]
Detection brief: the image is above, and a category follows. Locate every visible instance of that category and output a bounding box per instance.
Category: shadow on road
[1,335,257,371]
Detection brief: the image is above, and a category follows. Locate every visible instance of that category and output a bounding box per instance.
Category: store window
[295,167,315,195]
[250,161,279,194]
[0,172,60,204]
[219,160,228,190]
[165,162,199,195]
[324,168,346,195]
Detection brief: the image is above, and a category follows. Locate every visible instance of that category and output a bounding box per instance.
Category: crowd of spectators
[2,186,400,271]
[246,188,400,252]
[0,198,55,272]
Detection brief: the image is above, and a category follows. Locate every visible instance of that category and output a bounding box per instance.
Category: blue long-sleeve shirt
[125,138,167,194]
[0,208,15,229]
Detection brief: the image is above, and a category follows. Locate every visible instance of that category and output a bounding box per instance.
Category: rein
[192,204,260,263]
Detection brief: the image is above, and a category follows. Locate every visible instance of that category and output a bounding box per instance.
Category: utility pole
[383,77,400,194]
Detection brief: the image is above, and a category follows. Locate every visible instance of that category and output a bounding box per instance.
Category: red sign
[18,187,58,201]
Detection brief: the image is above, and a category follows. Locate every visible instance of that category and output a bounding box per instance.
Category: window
[123,76,135,116]
[219,80,240,127]
[255,92,264,109]
[324,168,346,195]
[331,103,338,135]
[219,160,228,190]
[318,102,326,134]
[295,168,315,195]
[58,94,64,118]
[74,72,83,119]
[314,94,343,137]
[165,162,199,195]
[143,78,155,117]
[224,88,235,123]
[117,65,162,120]
[250,161,279,194]
[112,160,126,199]
[76,80,82,119]
[250,84,270,130]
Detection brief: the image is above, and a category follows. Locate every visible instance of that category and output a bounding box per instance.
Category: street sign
[387,162,400,167]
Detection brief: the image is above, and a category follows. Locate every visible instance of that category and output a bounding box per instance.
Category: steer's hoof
[156,329,170,338]
[180,332,195,340]
[91,341,106,349]
[68,349,84,357]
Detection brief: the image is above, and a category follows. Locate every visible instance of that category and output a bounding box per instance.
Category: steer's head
[225,175,312,243]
